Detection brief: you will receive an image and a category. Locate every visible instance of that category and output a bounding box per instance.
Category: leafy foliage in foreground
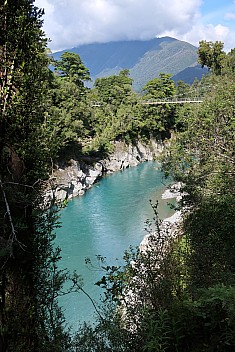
[0,1,82,351]
[75,203,235,352]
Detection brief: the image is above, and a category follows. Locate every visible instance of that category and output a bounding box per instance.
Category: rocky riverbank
[45,139,163,203]
[139,183,183,252]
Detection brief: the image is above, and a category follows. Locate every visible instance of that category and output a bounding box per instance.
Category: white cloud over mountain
[35,0,235,52]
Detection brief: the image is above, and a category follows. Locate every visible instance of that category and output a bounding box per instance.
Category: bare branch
[0,177,26,254]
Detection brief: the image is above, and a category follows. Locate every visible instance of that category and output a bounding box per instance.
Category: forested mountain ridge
[52,36,208,91]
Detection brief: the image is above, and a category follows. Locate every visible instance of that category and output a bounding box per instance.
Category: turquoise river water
[55,161,175,331]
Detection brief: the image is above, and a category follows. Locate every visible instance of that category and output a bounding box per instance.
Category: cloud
[180,23,230,46]
[35,0,202,51]
[179,22,235,53]
[225,12,235,20]
[35,0,235,52]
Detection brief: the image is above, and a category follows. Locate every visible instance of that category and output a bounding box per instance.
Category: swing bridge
[91,96,203,107]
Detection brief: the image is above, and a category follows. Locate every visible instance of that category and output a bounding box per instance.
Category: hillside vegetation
[1,2,235,351]
[130,39,200,90]
[53,37,207,91]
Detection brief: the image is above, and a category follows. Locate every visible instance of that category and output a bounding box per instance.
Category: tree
[222,48,235,74]
[45,52,94,156]
[94,69,133,107]
[45,74,92,156]
[0,1,72,350]
[197,40,226,75]
[82,70,138,153]
[36,51,94,159]
[162,70,235,287]
[176,80,190,98]
[142,73,176,99]
[140,74,177,139]
[54,51,90,88]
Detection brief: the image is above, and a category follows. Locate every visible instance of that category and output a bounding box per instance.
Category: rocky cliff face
[46,140,163,203]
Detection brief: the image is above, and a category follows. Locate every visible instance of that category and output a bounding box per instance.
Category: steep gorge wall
[46,140,164,203]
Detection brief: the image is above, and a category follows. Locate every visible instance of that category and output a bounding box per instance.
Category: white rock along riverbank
[139,183,183,252]
[45,140,164,203]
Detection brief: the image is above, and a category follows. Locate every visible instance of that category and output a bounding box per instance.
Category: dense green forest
[0,1,235,351]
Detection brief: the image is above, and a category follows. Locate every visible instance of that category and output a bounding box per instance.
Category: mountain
[52,37,208,91]
[172,64,208,84]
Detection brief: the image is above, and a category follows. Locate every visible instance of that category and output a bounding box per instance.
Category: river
[55,161,175,331]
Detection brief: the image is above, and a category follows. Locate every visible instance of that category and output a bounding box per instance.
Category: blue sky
[201,0,234,22]
[201,0,235,25]
[35,0,235,52]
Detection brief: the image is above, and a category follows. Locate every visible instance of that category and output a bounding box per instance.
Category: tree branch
[0,177,26,254]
